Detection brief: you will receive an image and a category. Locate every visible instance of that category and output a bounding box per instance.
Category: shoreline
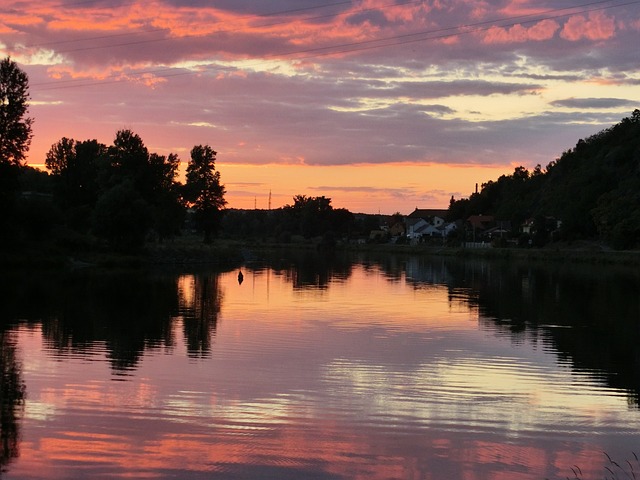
[3,238,639,269]
[345,243,640,265]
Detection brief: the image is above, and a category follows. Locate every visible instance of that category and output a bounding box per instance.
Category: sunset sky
[2,0,639,213]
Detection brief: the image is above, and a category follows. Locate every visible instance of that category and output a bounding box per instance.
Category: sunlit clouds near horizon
[2,0,639,213]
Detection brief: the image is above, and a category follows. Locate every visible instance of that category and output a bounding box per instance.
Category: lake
[1,250,639,479]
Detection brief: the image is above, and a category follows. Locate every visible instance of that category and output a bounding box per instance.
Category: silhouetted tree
[45,138,107,215]
[107,129,149,187]
[0,58,33,239]
[184,145,227,243]
[0,57,33,167]
[284,195,332,238]
[92,180,152,251]
[447,111,640,249]
[103,130,183,242]
[148,152,184,241]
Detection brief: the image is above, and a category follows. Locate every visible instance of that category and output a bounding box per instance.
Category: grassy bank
[3,235,639,270]
[0,235,245,270]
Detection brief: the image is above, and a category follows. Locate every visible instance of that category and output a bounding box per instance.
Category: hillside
[449,110,640,249]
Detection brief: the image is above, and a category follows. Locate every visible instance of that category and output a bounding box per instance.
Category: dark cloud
[550,98,635,109]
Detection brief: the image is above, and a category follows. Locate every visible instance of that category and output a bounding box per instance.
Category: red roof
[467,215,495,230]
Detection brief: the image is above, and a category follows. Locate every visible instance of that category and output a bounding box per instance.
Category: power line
[269,0,640,61]
[28,0,640,92]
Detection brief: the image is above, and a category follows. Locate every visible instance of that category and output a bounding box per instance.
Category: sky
[2,0,640,214]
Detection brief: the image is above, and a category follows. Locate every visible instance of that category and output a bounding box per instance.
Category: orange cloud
[560,11,616,41]
[483,19,559,44]
[46,64,145,82]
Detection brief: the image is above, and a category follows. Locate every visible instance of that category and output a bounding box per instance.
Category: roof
[415,224,442,234]
[407,208,449,219]
[467,215,495,230]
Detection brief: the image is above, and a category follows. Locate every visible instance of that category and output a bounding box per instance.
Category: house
[442,222,458,237]
[406,208,459,242]
[467,214,495,231]
[389,221,406,237]
[406,218,428,239]
[521,217,562,235]
[484,221,512,239]
[522,218,535,234]
[407,208,448,227]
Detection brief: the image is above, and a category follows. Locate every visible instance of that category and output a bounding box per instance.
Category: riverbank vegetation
[448,109,640,250]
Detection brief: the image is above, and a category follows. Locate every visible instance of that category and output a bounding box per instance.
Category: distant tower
[254,196,257,210]
[268,190,272,210]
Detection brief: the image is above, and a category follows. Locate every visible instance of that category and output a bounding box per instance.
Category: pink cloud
[6,0,638,215]
[483,19,559,44]
[627,18,640,31]
[560,11,616,41]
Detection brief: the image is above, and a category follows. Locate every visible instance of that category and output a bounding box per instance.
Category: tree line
[1,57,358,254]
[448,109,640,249]
[3,56,640,252]
[1,57,227,252]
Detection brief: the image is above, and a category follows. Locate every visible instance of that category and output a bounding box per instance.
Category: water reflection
[1,256,639,400]
[0,269,224,370]
[426,258,640,407]
[0,332,25,473]
[0,253,638,479]
[177,273,222,358]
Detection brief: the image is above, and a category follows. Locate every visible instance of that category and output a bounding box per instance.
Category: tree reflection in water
[178,273,222,358]
[0,268,224,373]
[0,331,25,473]
[0,253,638,479]
[403,256,640,407]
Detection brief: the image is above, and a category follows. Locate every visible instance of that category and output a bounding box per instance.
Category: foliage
[19,164,51,194]
[42,130,185,240]
[16,195,62,241]
[448,110,640,249]
[184,145,227,243]
[45,138,106,214]
[0,58,33,238]
[281,195,355,239]
[219,195,356,243]
[107,129,150,187]
[7,107,640,255]
[0,57,33,167]
[92,180,152,252]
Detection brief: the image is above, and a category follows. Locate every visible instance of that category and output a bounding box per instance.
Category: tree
[0,58,34,232]
[104,130,184,242]
[149,153,184,241]
[45,137,75,176]
[184,145,227,243]
[0,57,33,167]
[92,180,152,252]
[282,195,352,239]
[45,137,107,230]
[106,129,150,190]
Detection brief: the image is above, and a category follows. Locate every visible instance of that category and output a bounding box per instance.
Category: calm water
[1,252,639,479]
